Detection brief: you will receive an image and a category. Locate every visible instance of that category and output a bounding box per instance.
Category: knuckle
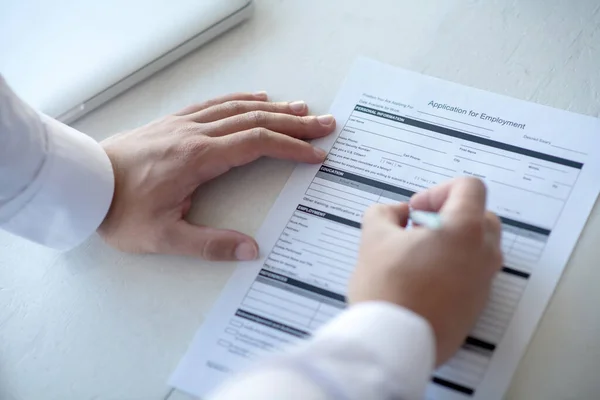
[246,110,268,127]
[249,127,270,141]
[201,237,232,261]
[201,238,217,260]
[295,115,310,126]
[223,101,246,115]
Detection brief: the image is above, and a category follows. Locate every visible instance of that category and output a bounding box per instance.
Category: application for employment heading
[170,58,600,399]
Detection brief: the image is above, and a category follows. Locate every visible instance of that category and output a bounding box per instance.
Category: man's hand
[98,92,336,261]
[348,177,502,365]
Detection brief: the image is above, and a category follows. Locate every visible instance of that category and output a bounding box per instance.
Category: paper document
[170,58,600,399]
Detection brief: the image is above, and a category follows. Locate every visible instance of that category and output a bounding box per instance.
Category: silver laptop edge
[58,0,254,124]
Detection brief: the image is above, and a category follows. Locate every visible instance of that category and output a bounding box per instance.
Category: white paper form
[170,58,600,399]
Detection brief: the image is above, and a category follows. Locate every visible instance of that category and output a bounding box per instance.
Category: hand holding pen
[348,177,503,366]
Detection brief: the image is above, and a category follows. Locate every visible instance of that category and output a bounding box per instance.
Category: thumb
[168,221,259,261]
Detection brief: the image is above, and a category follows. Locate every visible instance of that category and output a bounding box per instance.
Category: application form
[170,58,600,399]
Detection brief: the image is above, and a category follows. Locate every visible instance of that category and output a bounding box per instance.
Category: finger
[484,211,502,248]
[173,91,268,116]
[189,100,309,123]
[409,180,453,212]
[211,128,328,168]
[410,177,487,224]
[203,110,336,139]
[167,222,259,261]
[363,203,410,229]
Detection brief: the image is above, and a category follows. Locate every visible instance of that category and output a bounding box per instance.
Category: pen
[409,210,443,229]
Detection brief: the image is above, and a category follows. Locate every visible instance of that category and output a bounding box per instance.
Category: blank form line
[329,271,350,280]
[310,182,377,202]
[483,302,515,316]
[303,249,349,264]
[313,310,336,319]
[319,239,358,253]
[317,260,353,274]
[460,145,521,161]
[245,296,313,319]
[491,180,563,201]
[553,181,573,187]
[380,156,453,178]
[350,115,453,143]
[310,273,345,287]
[324,226,361,239]
[455,156,515,172]
[295,240,355,259]
[321,232,360,246]
[241,305,305,326]
[492,282,526,296]
[307,188,371,207]
[551,144,588,156]
[249,288,316,311]
[524,173,545,180]
[445,357,488,375]
[304,194,365,212]
[422,162,457,172]
[418,110,494,132]
[510,246,543,258]
[530,162,568,173]
[348,126,447,154]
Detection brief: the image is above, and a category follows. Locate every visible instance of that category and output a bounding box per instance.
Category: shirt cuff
[1,116,114,250]
[308,302,435,400]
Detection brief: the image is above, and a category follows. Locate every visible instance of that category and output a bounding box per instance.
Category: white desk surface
[1,1,600,399]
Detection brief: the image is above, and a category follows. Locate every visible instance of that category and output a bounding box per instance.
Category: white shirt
[0,76,435,400]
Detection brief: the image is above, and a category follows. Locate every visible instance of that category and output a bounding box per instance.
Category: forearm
[209,302,435,400]
[0,76,114,250]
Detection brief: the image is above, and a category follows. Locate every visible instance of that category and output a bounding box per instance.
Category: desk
[1,1,599,399]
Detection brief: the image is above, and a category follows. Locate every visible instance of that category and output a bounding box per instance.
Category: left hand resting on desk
[97,92,336,261]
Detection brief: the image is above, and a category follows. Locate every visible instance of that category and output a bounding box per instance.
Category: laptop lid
[0,0,252,121]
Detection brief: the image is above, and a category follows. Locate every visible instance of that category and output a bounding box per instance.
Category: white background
[1,1,600,399]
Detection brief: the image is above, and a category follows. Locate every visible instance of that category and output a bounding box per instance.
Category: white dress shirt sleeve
[209,302,436,400]
[0,76,114,250]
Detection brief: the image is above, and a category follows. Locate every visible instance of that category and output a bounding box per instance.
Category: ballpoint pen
[408,209,443,229]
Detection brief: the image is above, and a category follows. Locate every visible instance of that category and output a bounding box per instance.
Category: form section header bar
[318,166,415,197]
[259,269,347,303]
[296,204,361,229]
[354,105,583,169]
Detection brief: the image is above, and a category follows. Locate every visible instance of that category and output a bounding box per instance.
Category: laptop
[0,0,253,123]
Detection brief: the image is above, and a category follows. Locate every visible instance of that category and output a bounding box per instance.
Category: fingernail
[254,91,268,99]
[317,114,334,125]
[235,242,258,261]
[314,147,327,159]
[289,100,306,113]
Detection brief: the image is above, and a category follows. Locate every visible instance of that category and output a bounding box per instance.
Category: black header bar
[502,266,531,279]
[319,166,416,197]
[499,216,551,236]
[296,204,361,229]
[235,309,310,338]
[354,105,583,169]
[465,336,496,352]
[432,377,475,396]
[259,269,347,303]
